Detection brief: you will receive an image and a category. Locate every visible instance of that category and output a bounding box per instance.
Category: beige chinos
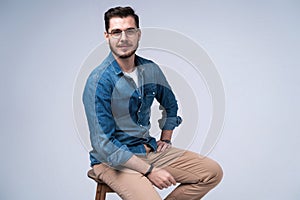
[92,147,223,200]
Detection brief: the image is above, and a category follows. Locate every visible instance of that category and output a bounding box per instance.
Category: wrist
[144,164,154,177]
[161,139,172,145]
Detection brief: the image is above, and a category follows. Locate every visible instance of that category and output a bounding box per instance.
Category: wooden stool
[87,169,116,200]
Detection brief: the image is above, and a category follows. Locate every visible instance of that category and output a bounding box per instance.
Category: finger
[156,184,163,190]
[164,180,172,187]
[157,142,166,152]
[161,182,169,189]
[157,144,163,152]
[169,175,177,185]
[160,143,170,152]
[160,144,167,152]
[156,182,166,190]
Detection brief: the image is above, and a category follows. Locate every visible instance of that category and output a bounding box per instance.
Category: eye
[110,29,122,34]
[126,28,136,35]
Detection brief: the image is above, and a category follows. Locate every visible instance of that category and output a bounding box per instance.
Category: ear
[137,29,141,41]
[104,32,109,43]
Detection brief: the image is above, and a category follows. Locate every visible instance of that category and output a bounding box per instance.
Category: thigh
[162,149,223,200]
[93,164,162,200]
[149,147,222,184]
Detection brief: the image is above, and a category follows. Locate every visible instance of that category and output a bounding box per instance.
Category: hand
[157,140,172,152]
[147,167,176,190]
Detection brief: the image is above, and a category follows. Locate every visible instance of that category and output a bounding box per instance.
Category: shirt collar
[108,52,145,76]
[106,52,122,75]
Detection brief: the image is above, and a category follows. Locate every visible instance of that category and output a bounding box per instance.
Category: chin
[118,50,136,59]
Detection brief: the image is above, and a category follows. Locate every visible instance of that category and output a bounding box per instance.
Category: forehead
[109,16,136,30]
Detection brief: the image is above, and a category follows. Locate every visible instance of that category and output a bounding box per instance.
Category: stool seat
[87,169,115,200]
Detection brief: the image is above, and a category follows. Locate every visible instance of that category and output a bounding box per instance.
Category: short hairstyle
[104,6,139,32]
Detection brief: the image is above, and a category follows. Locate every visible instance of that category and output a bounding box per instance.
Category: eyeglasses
[107,28,139,39]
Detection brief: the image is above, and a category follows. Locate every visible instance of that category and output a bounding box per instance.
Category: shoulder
[86,57,116,86]
[136,54,161,72]
[83,56,118,98]
[136,54,157,65]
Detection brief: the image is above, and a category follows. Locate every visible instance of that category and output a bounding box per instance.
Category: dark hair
[104,6,139,32]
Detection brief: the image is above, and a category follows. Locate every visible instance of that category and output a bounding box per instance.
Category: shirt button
[153,92,155,95]
[138,96,141,99]
[139,124,143,127]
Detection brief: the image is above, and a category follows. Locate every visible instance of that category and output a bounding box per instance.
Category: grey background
[1,0,299,199]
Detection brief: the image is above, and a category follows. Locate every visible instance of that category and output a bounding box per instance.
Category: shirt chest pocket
[143,85,156,107]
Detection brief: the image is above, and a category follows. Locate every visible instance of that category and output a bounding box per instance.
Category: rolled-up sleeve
[158,112,183,130]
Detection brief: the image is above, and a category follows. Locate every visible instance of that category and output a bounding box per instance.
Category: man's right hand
[147,167,176,190]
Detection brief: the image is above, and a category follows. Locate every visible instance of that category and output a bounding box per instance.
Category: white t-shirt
[124,67,139,87]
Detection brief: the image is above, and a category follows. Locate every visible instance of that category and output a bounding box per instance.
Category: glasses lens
[110,28,138,39]
[125,29,137,37]
[111,30,122,38]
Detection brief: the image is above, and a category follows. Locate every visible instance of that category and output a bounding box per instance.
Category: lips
[117,42,132,48]
[118,45,131,48]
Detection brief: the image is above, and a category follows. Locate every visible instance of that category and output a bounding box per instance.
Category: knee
[202,158,223,185]
[211,160,223,184]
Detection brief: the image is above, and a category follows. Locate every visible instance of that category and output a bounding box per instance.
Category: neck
[114,54,136,73]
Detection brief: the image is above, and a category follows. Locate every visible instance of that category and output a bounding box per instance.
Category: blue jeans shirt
[83,52,182,167]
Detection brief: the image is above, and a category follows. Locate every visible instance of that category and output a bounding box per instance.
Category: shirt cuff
[106,145,134,167]
[158,116,182,130]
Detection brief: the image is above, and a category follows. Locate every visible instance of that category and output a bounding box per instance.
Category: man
[83,6,223,200]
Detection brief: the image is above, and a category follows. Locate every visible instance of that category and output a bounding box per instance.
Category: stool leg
[95,183,106,200]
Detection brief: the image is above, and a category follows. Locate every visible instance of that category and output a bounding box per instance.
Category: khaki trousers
[92,147,223,200]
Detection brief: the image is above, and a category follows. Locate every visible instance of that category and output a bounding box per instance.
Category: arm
[123,155,176,189]
[154,65,182,150]
[83,74,133,167]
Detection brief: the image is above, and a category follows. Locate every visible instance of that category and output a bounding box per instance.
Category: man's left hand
[157,140,172,152]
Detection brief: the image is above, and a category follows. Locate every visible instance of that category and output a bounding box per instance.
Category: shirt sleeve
[153,64,183,130]
[83,71,133,167]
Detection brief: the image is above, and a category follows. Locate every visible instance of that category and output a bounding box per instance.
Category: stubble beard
[119,49,137,59]
[109,41,139,59]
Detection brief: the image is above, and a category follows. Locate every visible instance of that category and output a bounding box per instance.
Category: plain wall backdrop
[1,0,300,199]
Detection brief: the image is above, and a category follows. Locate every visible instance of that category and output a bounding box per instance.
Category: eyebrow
[110,27,136,32]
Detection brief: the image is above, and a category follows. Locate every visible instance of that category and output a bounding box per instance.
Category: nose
[120,31,128,41]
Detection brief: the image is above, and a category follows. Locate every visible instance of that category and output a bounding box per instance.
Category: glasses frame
[107,28,139,39]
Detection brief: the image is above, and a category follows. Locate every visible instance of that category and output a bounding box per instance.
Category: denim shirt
[83,52,182,167]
